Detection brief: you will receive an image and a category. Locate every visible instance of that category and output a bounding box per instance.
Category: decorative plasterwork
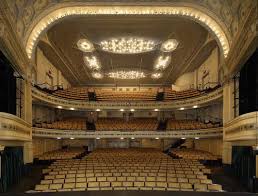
[25,6,230,60]
[224,112,258,142]
[32,86,222,110]
[0,112,32,141]
[32,127,222,139]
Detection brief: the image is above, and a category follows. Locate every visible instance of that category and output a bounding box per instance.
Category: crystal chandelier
[160,39,179,52]
[77,39,95,52]
[154,55,171,70]
[151,72,163,79]
[108,70,146,79]
[100,37,156,54]
[92,72,103,79]
[84,55,101,70]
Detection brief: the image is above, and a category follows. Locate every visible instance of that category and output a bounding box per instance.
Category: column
[23,141,33,164]
[222,80,234,164]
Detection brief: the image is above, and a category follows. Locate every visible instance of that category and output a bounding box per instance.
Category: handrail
[32,127,222,139]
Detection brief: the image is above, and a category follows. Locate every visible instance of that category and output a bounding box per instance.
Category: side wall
[194,138,223,157]
[32,138,62,156]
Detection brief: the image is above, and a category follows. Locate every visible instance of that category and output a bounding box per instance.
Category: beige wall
[194,138,222,157]
[33,138,62,156]
[36,48,70,89]
[174,47,219,90]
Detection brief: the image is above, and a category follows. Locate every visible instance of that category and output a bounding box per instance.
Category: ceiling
[38,15,217,86]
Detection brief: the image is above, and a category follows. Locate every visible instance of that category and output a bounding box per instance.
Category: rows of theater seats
[52,87,89,100]
[167,119,219,130]
[34,118,86,130]
[34,118,218,131]
[31,148,222,193]
[164,88,202,101]
[95,89,156,101]
[50,87,204,101]
[95,118,158,131]
[35,148,85,161]
[170,149,219,161]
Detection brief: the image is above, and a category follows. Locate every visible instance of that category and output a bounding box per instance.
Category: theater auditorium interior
[0,1,257,196]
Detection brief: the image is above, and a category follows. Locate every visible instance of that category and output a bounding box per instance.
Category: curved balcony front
[32,87,223,110]
[0,112,32,141]
[32,127,222,139]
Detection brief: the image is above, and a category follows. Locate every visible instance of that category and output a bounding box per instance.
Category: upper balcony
[32,86,222,110]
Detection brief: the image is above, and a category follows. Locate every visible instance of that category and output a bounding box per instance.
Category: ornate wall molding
[32,87,222,110]
[0,112,32,141]
[32,127,222,139]
[224,112,258,142]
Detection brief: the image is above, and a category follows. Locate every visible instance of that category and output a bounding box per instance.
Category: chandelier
[100,37,156,54]
[77,39,95,52]
[154,55,171,70]
[160,39,179,52]
[108,70,146,79]
[84,55,101,70]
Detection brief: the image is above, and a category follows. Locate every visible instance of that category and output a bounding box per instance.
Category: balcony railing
[224,112,258,141]
[32,87,223,110]
[0,112,31,141]
[32,127,222,139]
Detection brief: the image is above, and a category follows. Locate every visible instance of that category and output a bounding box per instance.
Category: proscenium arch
[25,5,231,62]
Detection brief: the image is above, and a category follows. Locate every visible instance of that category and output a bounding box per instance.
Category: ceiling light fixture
[92,72,103,79]
[57,106,62,109]
[161,39,179,52]
[96,109,101,112]
[195,137,200,140]
[70,137,75,140]
[120,109,124,112]
[151,72,163,79]
[154,55,171,70]
[154,109,159,111]
[130,109,135,112]
[57,137,61,140]
[26,7,230,59]
[131,137,135,140]
[120,137,124,140]
[179,107,185,110]
[193,105,198,109]
[96,137,100,140]
[70,107,75,110]
[108,70,146,80]
[84,56,101,70]
[181,137,186,140]
[77,39,95,52]
[155,137,159,140]
[100,37,156,54]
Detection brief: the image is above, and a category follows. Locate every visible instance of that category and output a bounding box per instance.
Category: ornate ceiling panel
[39,15,208,86]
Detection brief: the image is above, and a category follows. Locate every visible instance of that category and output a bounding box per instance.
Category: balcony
[0,112,31,141]
[32,87,222,110]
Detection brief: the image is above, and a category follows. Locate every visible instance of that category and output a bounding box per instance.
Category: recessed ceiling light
[77,39,95,52]
[96,137,100,140]
[130,109,135,112]
[120,137,124,140]
[92,72,103,79]
[131,137,135,140]
[181,137,186,140]
[70,137,75,140]
[195,137,200,140]
[120,109,124,112]
[155,137,159,140]
[161,39,179,52]
[154,109,159,111]
[57,106,62,109]
[179,107,185,110]
[70,108,75,110]
[193,105,198,109]
[57,137,61,140]
[96,109,101,112]
[151,72,163,79]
